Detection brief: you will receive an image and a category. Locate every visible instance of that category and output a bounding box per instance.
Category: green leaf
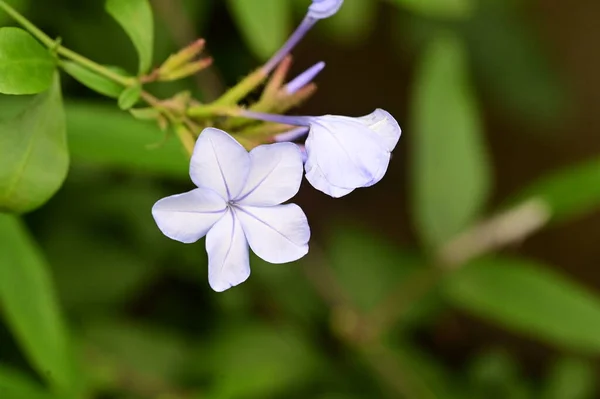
[0,98,187,178]
[542,357,597,399]
[411,34,491,249]
[0,214,74,390]
[227,0,291,60]
[0,74,68,213]
[105,0,154,73]
[390,0,474,19]
[511,158,600,224]
[0,365,59,399]
[117,84,141,110]
[0,27,55,95]
[61,61,124,98]
[445,256,600,353]
[66,102,188,177]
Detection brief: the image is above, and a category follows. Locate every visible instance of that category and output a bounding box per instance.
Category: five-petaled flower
[152,128,310,292]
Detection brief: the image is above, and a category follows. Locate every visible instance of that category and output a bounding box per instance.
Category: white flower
[152,128,310,292]
[304,109,402,197]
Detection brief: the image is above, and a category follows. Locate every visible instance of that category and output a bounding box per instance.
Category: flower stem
[0,0,135,87]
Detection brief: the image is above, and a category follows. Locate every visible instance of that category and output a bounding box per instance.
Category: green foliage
[0,1,597,398]
[82,320,189,384]
[411,33,491,249]
[0,0,28,26]
[542,357,597,399]
[105,0,154,74]
[0,27,55,95]
[445,256,600,353]
[0,365,59,399]
[0,74,68,213]
[118,83,142,110]
[390,0,474,19]
[511,157,600,224]
[61,61,124,98]
[65,102,188,177]
[467,349,533,399]
[206,323,321,399]
[0,214,75,392]
[226,0,291,61]
[462,0,567,127]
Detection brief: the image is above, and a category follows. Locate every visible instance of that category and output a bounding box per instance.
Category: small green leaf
[0,27,55,95]
[445,256,600,352]
[118,84,142,110]
[0,214,74,390]
[105,0,154,73]
[129,107,160,120]
[390,0,474,19]
[511,158,600,223]
[411,34,491,249]
[542,357,597,399]
[61,61,124,98]
[0,74,68,213]
[227,0,291,60]
[0,365,59,399]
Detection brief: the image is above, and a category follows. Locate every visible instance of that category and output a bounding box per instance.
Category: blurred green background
[2,0,600,398]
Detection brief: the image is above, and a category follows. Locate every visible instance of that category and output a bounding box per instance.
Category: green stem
[0,0,53,46]
[0,0,135,87]
[205,68,267,107]
[57,47,134,86]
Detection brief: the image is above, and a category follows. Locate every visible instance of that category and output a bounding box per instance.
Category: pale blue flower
[152,128,310,292]
[263,0,344,73]
[241,109,402,198]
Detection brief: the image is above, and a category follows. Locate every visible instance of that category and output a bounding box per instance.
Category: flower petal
[152,188,227,244]
[235,204,310,264]
[190,128,250,200]
[304,155,354,198]
[206,209,250,292]
[305,116,390,190]
[357,109,402,152]
[308,0,344,19]
[235,143,304,206]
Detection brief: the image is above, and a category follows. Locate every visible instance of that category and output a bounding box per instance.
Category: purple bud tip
[285,62,325,94]
[308,0,344,20]
[274,127,310,142]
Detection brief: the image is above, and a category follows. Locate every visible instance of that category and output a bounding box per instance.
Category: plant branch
[370,198,552,339]
[0,0,135,87]
[437,198,551,268]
